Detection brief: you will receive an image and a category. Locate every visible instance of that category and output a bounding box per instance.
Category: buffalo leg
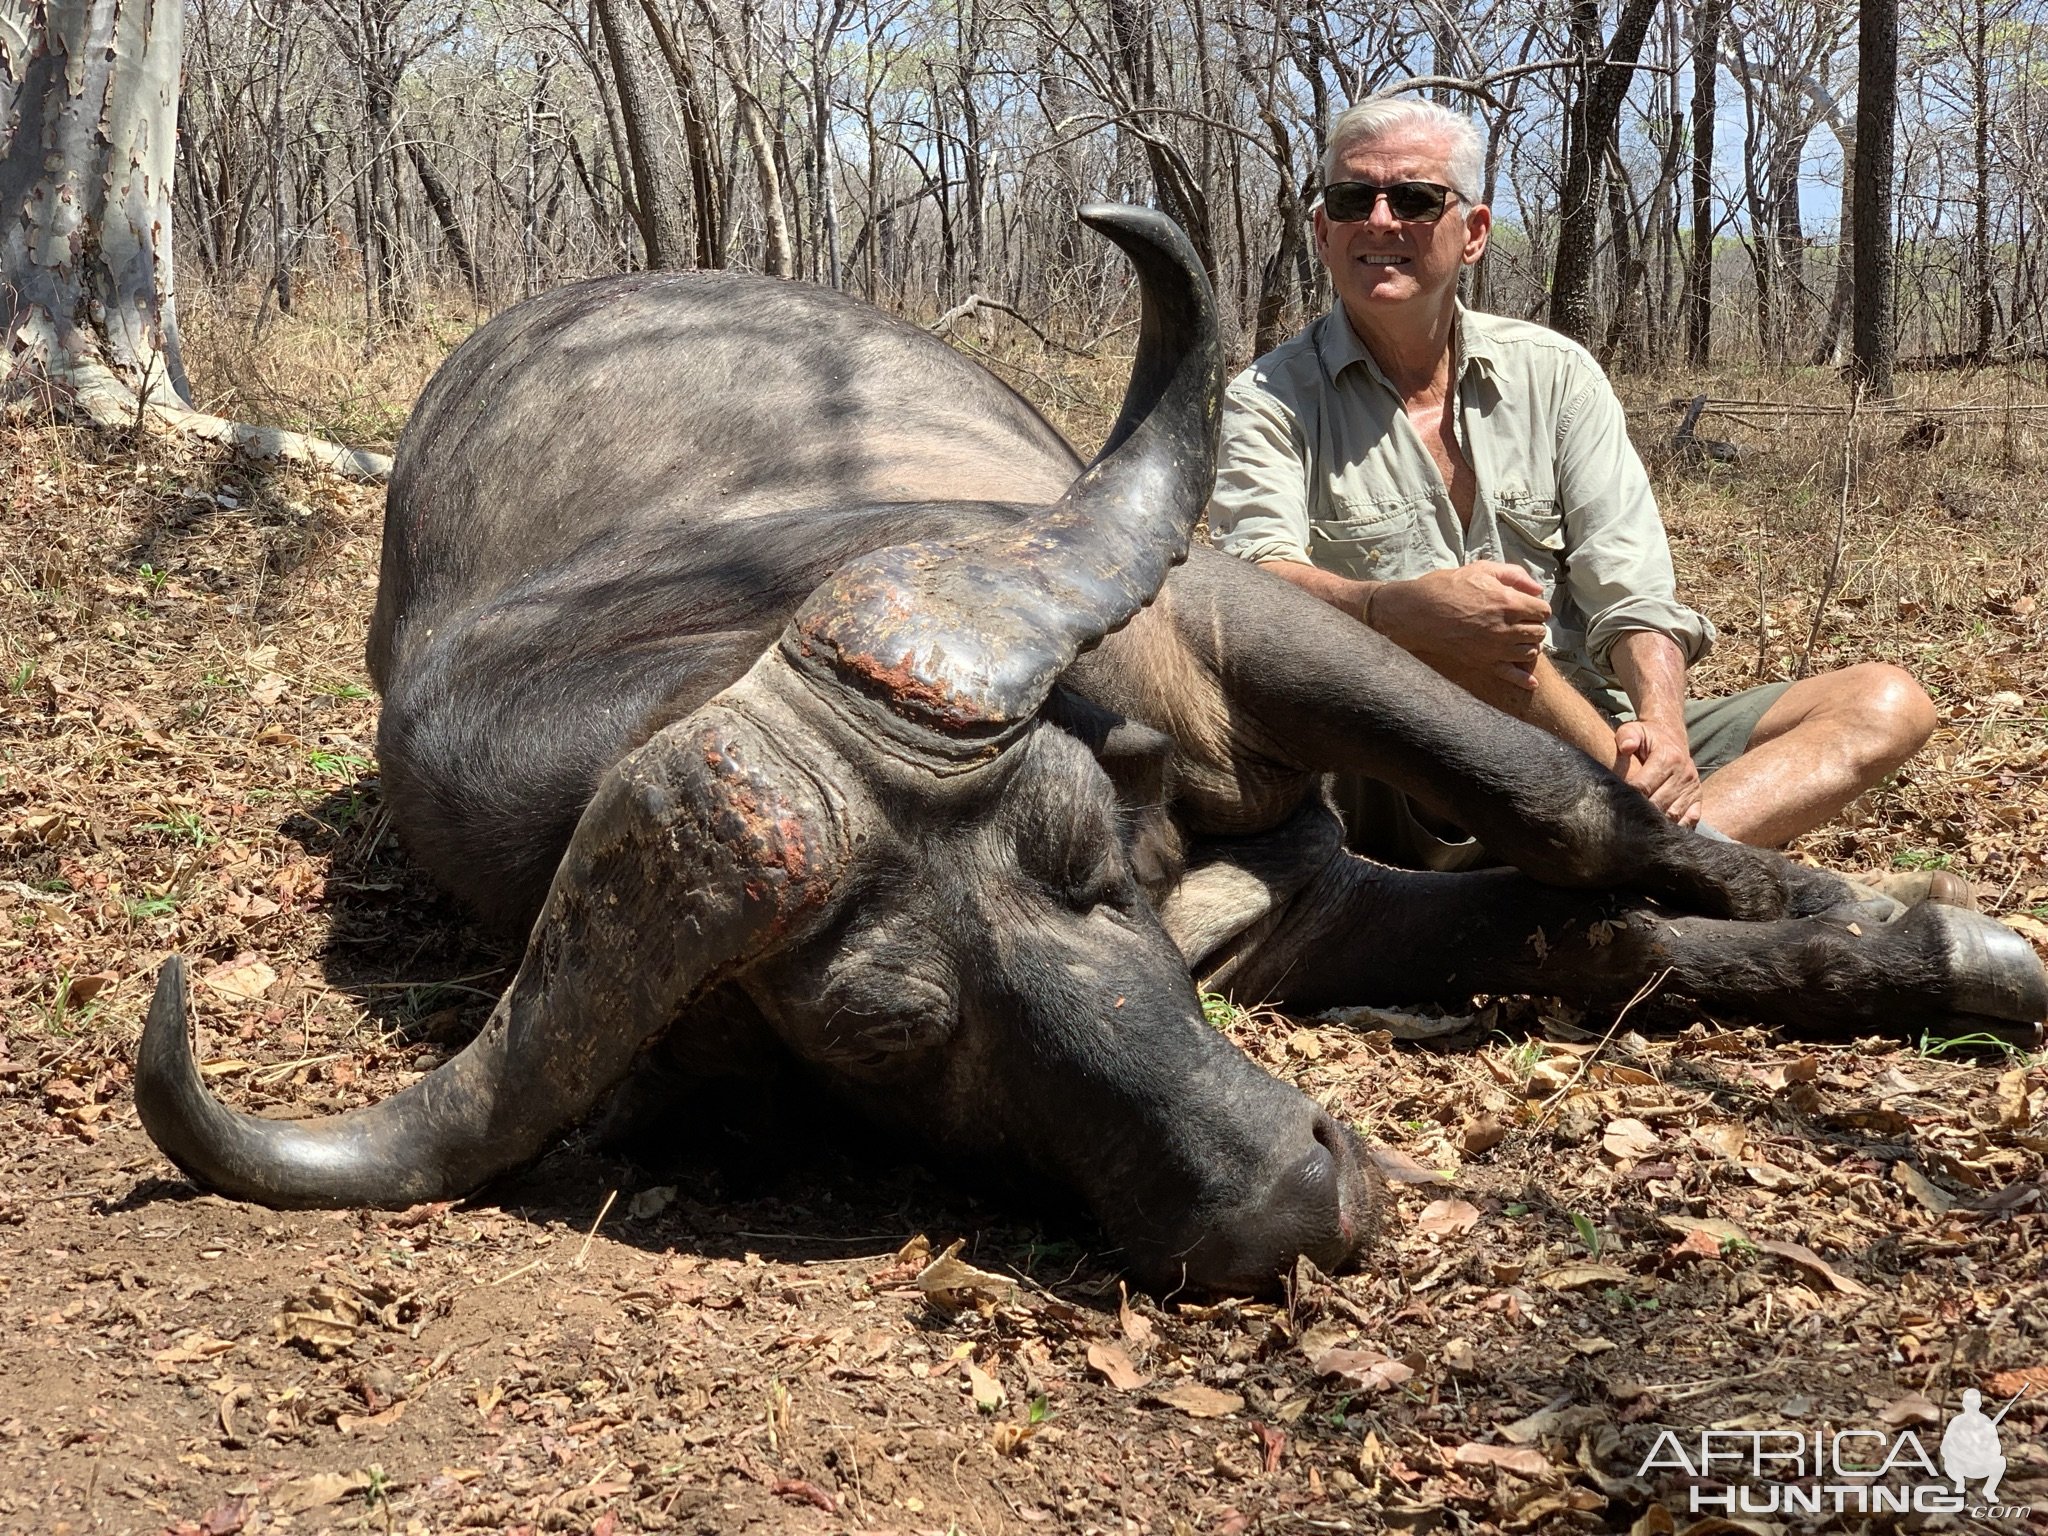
[1213,852,2046,1039]
[1161,555,1854,922]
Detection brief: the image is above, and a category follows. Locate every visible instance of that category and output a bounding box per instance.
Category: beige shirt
[1207,304,1714,692]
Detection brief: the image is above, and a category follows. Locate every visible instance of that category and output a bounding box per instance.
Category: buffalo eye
[1061,849,1130,913]
[811,953,957,1070]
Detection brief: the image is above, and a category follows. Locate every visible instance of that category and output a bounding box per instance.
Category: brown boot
[1858,869,1980,912]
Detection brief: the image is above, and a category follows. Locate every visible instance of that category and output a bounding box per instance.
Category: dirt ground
[3,344,2048,1535]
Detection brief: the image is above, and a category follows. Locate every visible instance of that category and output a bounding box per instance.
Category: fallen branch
[926,294,1095,358]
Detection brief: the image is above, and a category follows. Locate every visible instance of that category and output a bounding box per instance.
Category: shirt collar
[1318,301,1500,389]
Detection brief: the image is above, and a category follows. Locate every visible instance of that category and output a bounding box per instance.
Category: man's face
[1313,126,1490,325]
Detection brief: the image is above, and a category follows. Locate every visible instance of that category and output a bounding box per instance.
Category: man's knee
[1751,661,1934,778]
[1837,661,1937,763]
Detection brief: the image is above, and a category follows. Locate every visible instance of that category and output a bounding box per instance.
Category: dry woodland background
[1,274,2046,1535]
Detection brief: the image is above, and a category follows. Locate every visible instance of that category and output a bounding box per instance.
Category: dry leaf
[1451,1442,1555,1478]
[1601,1118,1662,1161]
[4,811,73,845]
[1253,1421,1286,1474]
[914,1239,1013,1307]
[199,955,277,1002]
[1368,1146,1453,1185]
[989,1421,1035,1456]
[1086,1341,1148,1391]
[1987,1366,2048,1396]
[1460,1116,1508,1155]
[1663,1228,1726,1266]
[770,1478,837,1512]
[2002,913,2048,949]
[1742,1159,1802,1192]
[1416,1197,1482,1236]
[1536,1262,1630,1291]
[1891,1161,1953,1215]
[1118,1282,1155,1347]
[152,1333,237,1368]
[249,672,289,706]
[1152,1382,1245,1417]
[1994,1067,2032,1129]
[626,1185,675,1219]
[1878,1394,1940,1426]
[1752,1238,1872,1297]
[1758,1054,1820,1091]
[337,1399,408,1435]
[225,889,281,922]
[1310,1347,1415,1393]
[1286,1028,1324,1059]
[1499,1405,1609,1445]
[272,1470,372,1514]
[65,972,115,1006]
[964,1361,1005,1412]
[1657,1214,1750,1245]
[1690,1123,1746,1160]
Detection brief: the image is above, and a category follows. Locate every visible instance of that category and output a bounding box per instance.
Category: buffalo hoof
[1927,904,2048,1027]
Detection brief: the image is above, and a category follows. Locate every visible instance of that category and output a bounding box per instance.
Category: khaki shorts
[1335,680,1793,871]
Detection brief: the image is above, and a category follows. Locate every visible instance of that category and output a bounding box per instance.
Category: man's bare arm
[1609,630,1702,825]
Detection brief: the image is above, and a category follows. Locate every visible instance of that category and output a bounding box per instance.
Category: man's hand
[1370,561,1551,693]
[1613,717,1703,826]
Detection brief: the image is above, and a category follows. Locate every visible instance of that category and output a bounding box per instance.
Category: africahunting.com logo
[1638,1387,2033,1518]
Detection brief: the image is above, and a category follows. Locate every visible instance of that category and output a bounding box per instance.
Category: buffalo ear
[1044,688,1184,895]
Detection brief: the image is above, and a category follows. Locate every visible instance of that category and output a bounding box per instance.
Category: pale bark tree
[0,0,387,472]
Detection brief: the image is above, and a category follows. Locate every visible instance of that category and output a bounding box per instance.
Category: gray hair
[1321,97,1484,205]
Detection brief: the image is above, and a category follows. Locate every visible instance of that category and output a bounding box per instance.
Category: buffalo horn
[136,701,842,1207]
[786,203,1222,741]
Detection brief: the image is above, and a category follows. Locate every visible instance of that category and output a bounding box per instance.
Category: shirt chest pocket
[1495,494,1565,598]
[1307,495,1437,582]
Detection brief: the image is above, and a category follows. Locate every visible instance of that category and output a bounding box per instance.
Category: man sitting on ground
[1208,96,1955,899]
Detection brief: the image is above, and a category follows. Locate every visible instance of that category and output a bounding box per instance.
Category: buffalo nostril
[1254,1114,1370,1270]
[1140,1111,1381,1296]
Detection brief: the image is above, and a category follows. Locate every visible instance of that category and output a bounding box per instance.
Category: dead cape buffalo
[137,206,2045,1294]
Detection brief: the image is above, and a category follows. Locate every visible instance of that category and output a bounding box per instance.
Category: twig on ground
[1795,385,1861,679]
[573,1187,618,1268]
[1532,967,1673,1129]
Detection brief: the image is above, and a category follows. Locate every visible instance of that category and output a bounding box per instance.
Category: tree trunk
[1970,0,1994,361]
[1549,0,1662,343]
[1104,0,1218,284]
[692,0,793,278]
[1687,0,1720,364]
[363,66,409,319]
[1852,0,1897,396]
[593,0,690,269]
[633,0,725,270]
[406,140,483,296]
[0,0,191,408]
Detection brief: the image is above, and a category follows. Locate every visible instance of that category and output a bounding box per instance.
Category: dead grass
[1,307,2045,1533]
[177,271,485,452]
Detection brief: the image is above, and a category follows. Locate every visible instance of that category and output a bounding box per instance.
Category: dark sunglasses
[1320,179,1461,224]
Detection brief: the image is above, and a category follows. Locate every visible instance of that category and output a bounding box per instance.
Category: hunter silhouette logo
[1639,1383,2035,1517]
[1940,1387,2026,1502]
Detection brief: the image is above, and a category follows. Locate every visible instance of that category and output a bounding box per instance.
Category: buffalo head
[136,207,1377,1294]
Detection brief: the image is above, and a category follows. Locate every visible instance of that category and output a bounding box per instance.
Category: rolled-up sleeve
[1554,372,1716,671]
[1207,369,1313,566]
